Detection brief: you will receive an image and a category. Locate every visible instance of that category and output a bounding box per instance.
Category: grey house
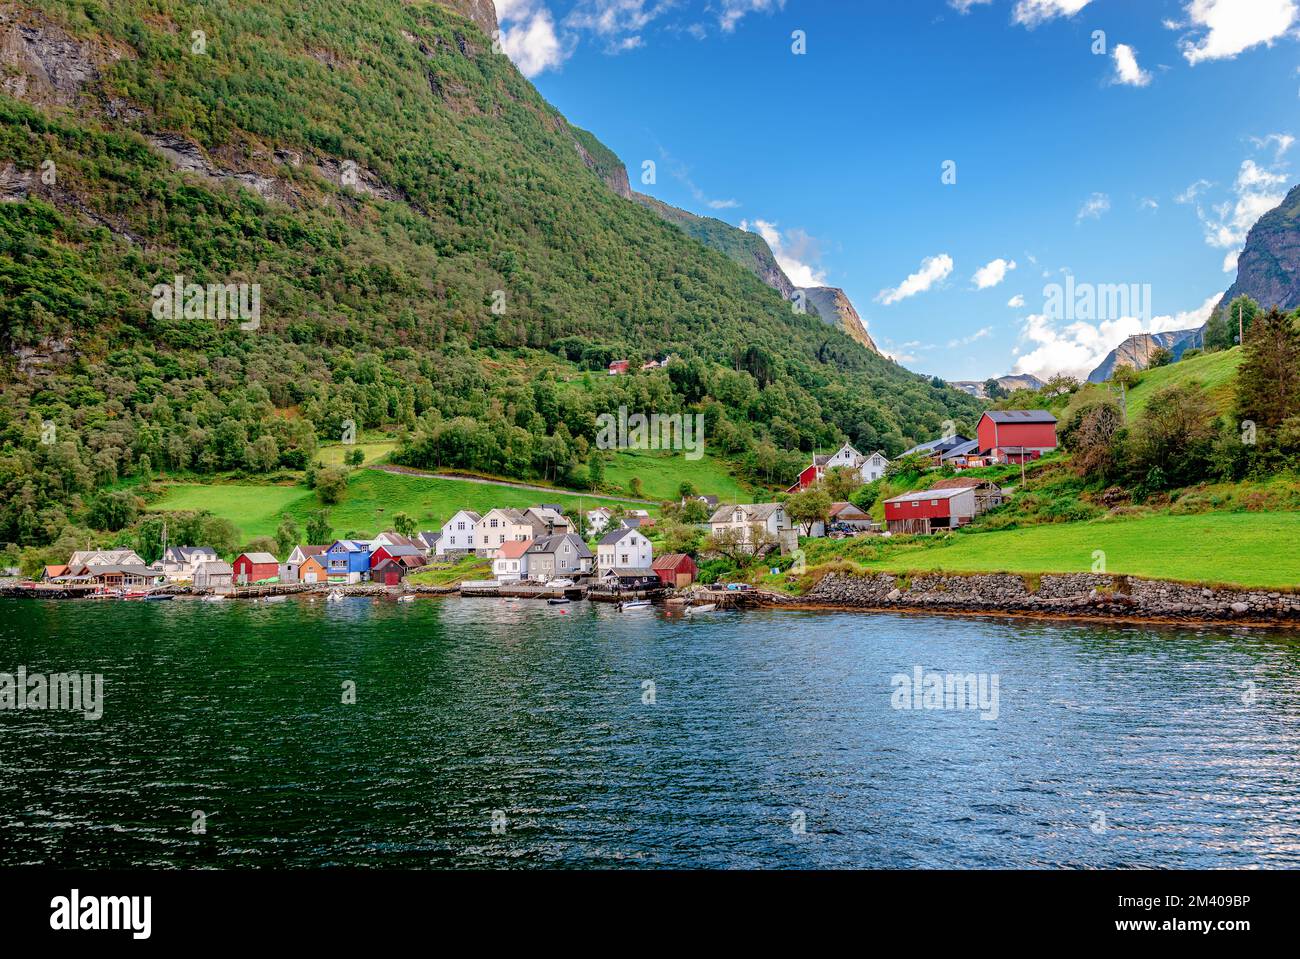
[524,534,593,581]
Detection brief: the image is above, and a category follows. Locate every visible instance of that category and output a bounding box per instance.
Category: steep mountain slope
[796,285,879,354]
[0,0,979,548]
[630,193,881,354]
[1219,183,1300,314]
[1087,329,1201,383]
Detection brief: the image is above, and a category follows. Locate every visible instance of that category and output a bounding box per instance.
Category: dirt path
[368,465,658,505]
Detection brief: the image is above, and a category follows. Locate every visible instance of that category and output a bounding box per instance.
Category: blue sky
[495,0,1300,381]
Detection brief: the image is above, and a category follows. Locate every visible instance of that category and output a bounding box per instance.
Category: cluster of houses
[878,409,1057,535]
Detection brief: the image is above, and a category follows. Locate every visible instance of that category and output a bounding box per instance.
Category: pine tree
[1236,308,1300,430]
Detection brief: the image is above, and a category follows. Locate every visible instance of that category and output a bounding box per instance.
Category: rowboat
[684,603,717,615]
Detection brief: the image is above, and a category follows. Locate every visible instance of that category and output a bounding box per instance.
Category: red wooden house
[652,553,698,589]
[369,544,427,570]
[608,360,630,376]
[233,552,280,585]
[977,410,1057,463]
[883,488,977,535]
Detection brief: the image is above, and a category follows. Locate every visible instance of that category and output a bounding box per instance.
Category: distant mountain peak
[1086,329,1201,383]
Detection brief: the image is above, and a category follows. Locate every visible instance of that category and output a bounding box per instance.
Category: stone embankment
[755,571,1300,628]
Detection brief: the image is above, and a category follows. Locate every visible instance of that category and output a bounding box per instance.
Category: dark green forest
[0,0,980,549]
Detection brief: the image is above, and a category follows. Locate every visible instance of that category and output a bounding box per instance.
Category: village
[13,409,1059,605]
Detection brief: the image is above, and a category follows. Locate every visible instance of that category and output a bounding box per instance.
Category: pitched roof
[378,544,425,558]
[599,527,639,546]
[652,553,694,570]
[445,510,481,524]
[69,549,144,568]
[884,488,972,504]
[710,503,785,524]
[526,534,592,559]
[982,409,1057,424]
[496,540,533,559]
[828,502,870,518]
[939,439,981,459]
[196,560,233,574]
[295,544,329,557]
[238,552,280,564]
[165,545,217,562]
[44,564,69,577]
[902,435,973,457]
[604,567,658,578]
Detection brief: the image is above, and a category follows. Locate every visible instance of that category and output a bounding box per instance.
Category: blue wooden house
[324,540,372,584]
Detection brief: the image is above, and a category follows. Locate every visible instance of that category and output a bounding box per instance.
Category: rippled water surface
[2,596,1299,868]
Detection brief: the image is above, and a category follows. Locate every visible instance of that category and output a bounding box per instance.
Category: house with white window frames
[475,508,534,556]
[596,527,654,576]
[436,510,481,558]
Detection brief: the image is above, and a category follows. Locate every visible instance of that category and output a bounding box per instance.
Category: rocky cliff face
[434,0,498,37]
[1086,329,1199,383]
[1219,183,1300,314]
[798,286,880,355]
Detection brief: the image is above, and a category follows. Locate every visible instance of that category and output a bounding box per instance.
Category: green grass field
[152,469,650,544]
[602,450,752,502]
[1065,348,1243,425]
[848,511,1300,588]
[316,440,397,467]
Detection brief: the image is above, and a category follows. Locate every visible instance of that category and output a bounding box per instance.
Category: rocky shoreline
[756,571,1300,630]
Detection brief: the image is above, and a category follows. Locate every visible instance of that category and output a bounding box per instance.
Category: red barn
[652,553,698,589]
[370,558,405,586]
[883,488,977,535]
[608,360,630,376]
[233,552,279,585]
[977,410,1057,463]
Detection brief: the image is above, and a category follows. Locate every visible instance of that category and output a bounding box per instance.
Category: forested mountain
[0,0,979,549]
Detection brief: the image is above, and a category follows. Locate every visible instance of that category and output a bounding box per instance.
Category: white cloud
[1008,294,1026,308]
[1013,0,1094,27]
[742,219,828,288]
[972,258,1017,289]
[497,1,569,77]
[1139,197,1160,211]
[1184,141,1293,270]
[1010,293,1221,380]
[566,0,670,36]
[1112,44,1152,86]
[1077,192,1111,222]
[876,254,954,305]
[1176,178,1213,203]
[1176,0,1298,65]
[718,0,786,33]
[949,0,993,11]
[948,326,994,348]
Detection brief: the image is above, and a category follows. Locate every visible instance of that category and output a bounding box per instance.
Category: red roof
[496,540,533,559]
[652,553,695,570]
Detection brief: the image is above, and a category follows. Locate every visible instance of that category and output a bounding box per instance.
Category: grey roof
[196,561,233,574]
[164,545,217,562]
[604,567,657,578]
[902,435,973,457]
[239,552,280,564]
[526,534,593,559]
[939,439,981,459]
[379,544,425,557]
[598,527,639,546]
[709,503,785,524]
[983,409,1057,424]
[885,488,972,504]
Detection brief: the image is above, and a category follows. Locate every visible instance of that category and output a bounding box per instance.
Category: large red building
[976,410,1058,463]
[883,488,977,535]
[233,552,279,585]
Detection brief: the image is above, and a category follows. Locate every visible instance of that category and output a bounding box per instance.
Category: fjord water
[2,597,1298,869]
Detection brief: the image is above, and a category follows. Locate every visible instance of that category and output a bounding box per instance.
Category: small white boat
[262,594,287,604]
[326,589,346,603]
[618,600,652,611]
[684,603,717,615]
[397,594,415,603]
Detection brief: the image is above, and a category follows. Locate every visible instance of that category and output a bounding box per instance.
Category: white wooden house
[596,527,654,576]
[436,510,481,558]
